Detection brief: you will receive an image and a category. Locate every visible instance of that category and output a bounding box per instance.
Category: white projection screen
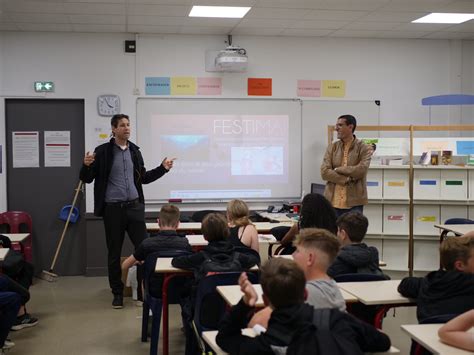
[136,98,302,203]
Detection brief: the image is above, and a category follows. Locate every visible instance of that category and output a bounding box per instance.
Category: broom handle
[50,180,83,271]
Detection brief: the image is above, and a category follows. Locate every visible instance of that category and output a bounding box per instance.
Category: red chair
[0,211,33,262]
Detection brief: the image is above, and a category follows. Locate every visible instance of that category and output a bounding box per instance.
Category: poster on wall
[12,131,39,168]
[44,131,71,167]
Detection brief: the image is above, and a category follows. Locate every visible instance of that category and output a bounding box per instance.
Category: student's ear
[303,287,308,301]
[175,221,180,229]
[307,251,315,266]
[454,259,467,272]
[157,218,161,227]
[338,228,348,242]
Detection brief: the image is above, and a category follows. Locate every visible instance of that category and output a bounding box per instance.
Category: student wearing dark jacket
[216,258,391,355]
[398,234,474,322]
[122,204,192,298]
[328,212,386,278]
[171,213,259,280]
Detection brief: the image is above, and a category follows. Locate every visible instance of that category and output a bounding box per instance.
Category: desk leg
[374,303,416,329]
[162,274,174,355]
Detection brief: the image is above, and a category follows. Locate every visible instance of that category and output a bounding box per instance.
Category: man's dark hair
[299,193,337,235]
[336,212,368,243]
[111,114,129,128]
[260,258,306,308]
[201,213,229,242]
[338,114,357,133]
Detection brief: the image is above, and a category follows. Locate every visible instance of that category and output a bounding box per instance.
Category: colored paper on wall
[421,141,449,152]
[457,141,474,155]
[171,77,196,95]
[197,77,222,95]
[387,181,405,187]
[248,78,272,96]
[388,215,404,221]
[419,180,437,185]
[297,80,321,97]
[322,80,345,97]
[367,181,379,187]
[445,180,462,186]
[417,216,436,222]
[145,77,170,95]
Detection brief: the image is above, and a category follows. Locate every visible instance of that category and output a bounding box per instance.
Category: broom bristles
[39,270,58,282]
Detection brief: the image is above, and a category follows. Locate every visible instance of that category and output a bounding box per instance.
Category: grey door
[6,98,85,275]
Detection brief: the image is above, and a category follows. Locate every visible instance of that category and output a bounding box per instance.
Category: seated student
[216,258,391,355]
[122,204,192,298]
[172,213,260,280]
[398,234,474,322]
[438,309,474,352]
[0,276,21,352]
[0,235,38,330]
[249,228,346,328]
[327,212,386,278]
[280,193,337,253]
[226,199,259,252]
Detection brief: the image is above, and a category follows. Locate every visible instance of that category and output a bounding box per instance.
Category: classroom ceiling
[0,0,473,40]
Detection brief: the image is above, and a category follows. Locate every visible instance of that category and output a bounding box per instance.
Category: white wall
[0,32,473,212]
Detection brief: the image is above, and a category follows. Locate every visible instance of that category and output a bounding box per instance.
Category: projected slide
[137,98,302,201]
[151,114,288,198]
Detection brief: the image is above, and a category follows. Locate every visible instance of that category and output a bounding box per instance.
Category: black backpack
[195,250,243,281]
[268,308,361,355]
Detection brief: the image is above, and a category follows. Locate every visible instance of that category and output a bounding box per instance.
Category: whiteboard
[137,98,302,202]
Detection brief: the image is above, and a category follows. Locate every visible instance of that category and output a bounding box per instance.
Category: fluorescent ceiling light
[189,6,251,18]
[412,13,474,24]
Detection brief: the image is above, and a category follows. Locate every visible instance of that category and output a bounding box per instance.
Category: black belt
[106,198,139,208]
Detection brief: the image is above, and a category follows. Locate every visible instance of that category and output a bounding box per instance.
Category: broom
[39,180,83,282]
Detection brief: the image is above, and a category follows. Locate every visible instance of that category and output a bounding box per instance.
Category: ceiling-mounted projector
[215,46,248,72]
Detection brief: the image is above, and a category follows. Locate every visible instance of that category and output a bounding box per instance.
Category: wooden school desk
[401,324,474,355]
[1,233,32,262]
[216,283,358,307]
[154,258,259,355]
[337,280,415,329]
[202,329,401,355]
[146,221,294,234]
[185,234,277,247]
[434,224,474,243]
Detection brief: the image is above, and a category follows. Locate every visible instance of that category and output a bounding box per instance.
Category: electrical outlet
[133,88,140,95]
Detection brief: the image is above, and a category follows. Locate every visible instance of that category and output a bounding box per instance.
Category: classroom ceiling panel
[68,14,126,25]
[0,0,472,40]
[245,8,311,20]
[280,28,334,37]
[303,10,369,21]
[127,15,183,27]
[231,27,283,36]
[72,24,126,32]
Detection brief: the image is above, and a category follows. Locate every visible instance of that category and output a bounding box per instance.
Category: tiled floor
[10,274,417,354]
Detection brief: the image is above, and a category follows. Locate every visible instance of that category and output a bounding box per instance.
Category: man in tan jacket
[321,115,372,217]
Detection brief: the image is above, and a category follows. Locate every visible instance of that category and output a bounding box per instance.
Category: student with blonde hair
[226,199,259,252]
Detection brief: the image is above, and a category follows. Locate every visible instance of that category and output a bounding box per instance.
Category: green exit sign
[34,81,54,92]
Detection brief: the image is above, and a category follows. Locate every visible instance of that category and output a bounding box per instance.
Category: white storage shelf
[367,165,472,271]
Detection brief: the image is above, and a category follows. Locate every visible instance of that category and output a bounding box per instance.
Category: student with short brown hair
[398,234,474,322]
[328,212,386,278]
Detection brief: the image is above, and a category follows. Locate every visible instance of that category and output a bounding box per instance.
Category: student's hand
[162,157,176,171]
[83,151,95,166]
[239,272,257,307]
